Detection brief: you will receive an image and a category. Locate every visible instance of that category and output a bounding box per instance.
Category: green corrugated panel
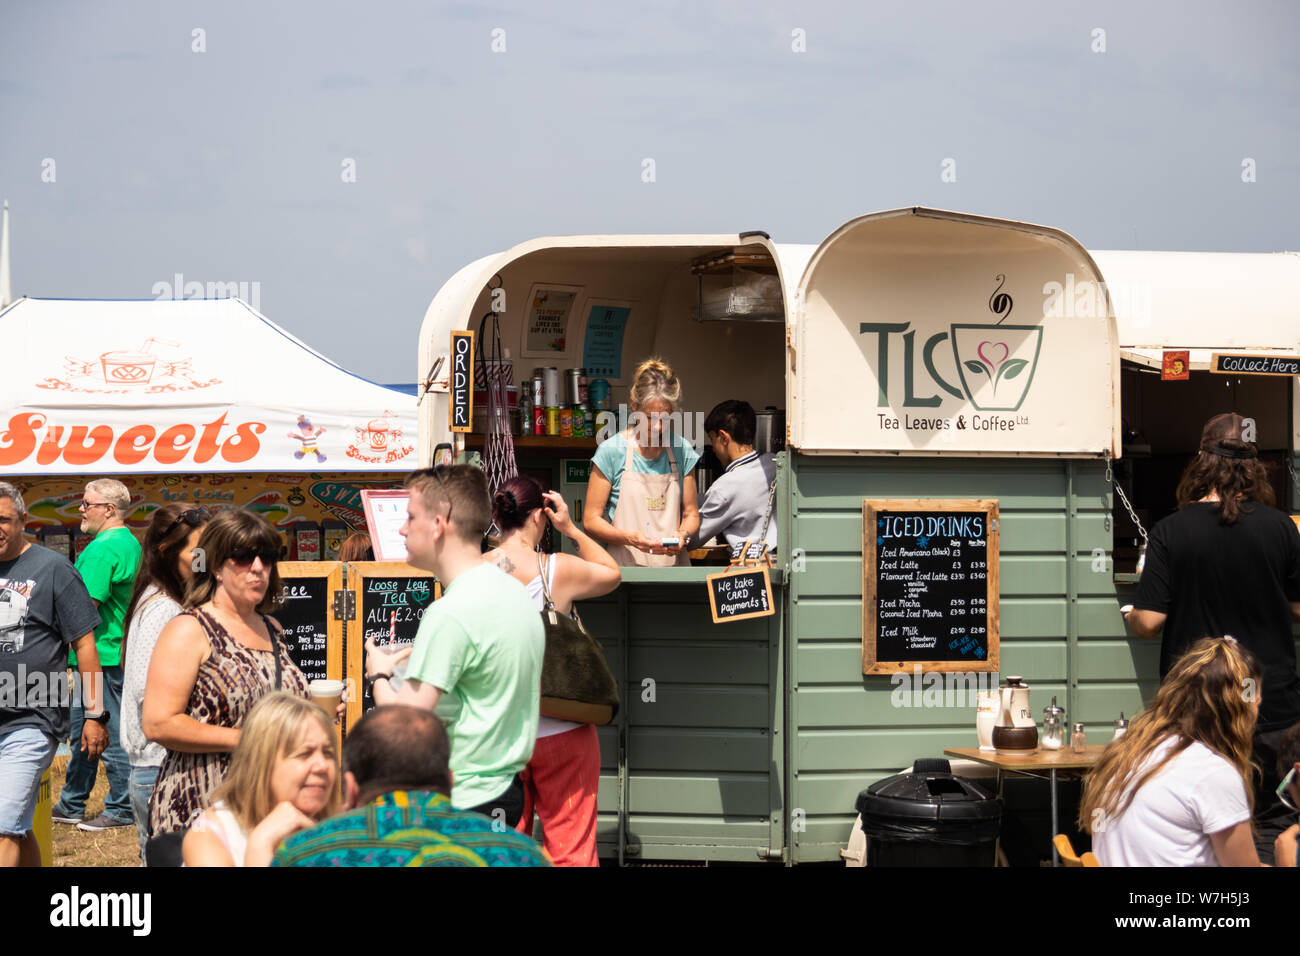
[626,685,770,728]
[1075,639,1161,679]
[627,644,769,684]
[628,728,770,773]
[623,773,771,815]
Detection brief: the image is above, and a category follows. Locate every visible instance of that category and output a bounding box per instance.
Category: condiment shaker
[1113,712,1128,741]
[1071,721,1087,754]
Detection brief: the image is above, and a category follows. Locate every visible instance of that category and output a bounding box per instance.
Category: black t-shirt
[0,543,101,740]
[1134,501,1300,731]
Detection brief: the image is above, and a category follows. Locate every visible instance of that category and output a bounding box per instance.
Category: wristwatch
[86,710,109,725]
[366,672,392,693]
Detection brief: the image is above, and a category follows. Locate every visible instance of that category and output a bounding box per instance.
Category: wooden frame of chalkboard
[862,499,1000,675]
[345,561,442,727]
[449,329,475,433]
[275,561,346,708]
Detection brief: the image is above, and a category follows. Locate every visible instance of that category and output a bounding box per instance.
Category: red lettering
[193,413,228,463]
[36,425,114,466]
[0,413,45,466]
[221,422,265,463]
[154,424,197,465]
[113,425,157,465]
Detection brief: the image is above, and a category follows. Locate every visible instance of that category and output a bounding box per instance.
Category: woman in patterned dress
[144,509,309,836]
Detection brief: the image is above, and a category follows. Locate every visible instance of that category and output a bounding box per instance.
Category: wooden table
[944,746,1107,866]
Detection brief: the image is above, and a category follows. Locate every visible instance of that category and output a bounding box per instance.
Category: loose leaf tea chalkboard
[344,562,441,721]
[275,562,344,688]
[862,499,1000,675]
[706,567,775,624]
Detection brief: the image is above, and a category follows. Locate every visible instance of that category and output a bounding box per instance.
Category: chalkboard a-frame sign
[862,499,1000,675]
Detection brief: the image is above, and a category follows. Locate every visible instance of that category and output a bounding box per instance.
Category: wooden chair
[1053,833,1100,867]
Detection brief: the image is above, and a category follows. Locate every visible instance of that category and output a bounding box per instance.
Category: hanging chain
[1105,450,1148,545]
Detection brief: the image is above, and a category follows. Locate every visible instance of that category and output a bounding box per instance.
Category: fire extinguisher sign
[449,330,474,434]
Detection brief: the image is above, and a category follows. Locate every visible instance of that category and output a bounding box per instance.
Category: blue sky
[2,0,1296,381]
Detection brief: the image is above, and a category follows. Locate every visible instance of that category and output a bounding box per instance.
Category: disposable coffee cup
[309,679,344,714]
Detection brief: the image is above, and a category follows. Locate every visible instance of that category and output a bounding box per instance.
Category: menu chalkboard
[344,562,441,719]
[706,568,775,623]
[276,577,330,683]
[862,499,999,675]
[274,562,345,694]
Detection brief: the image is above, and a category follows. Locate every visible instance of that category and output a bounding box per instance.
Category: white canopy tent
[0,297,417,475]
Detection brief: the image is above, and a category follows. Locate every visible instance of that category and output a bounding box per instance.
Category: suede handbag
[537,552,620,725]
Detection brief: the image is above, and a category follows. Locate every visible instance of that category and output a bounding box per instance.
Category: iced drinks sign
[790,209,1118,457]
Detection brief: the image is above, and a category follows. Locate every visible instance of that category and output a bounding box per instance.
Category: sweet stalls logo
[0,413,265,468]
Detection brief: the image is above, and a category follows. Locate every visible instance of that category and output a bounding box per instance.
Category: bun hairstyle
[1175,412,1275,524]
[492,475,546,532]
[629,357,681,411]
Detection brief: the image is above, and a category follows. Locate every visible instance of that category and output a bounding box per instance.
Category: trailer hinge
[790,548,806,573]
[990,518,998,532]
[757,847,784,861]
[332,590,356,621]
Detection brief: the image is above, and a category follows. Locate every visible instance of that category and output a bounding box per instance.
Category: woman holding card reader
[584,358,700,567]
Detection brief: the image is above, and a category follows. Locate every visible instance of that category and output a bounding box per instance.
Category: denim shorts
[0,726,58,837]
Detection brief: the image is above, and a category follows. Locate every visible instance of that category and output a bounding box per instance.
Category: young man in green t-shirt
[366,466,544,828]
[51,479,141,831]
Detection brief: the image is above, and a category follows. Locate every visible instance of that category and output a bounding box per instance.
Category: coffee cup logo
[949,276,1042,412]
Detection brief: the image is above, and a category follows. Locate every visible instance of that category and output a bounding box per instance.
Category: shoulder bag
[537,552,619,725]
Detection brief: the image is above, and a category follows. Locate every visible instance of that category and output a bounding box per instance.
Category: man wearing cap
[1125,412,1300,863]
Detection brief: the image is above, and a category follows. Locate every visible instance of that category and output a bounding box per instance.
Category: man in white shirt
[692,400,778,559]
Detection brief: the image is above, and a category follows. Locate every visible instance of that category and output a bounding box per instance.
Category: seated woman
[583,357,700,566]
[484,476,621,866]
[183,692,340,867]
[1080,637,1263,866]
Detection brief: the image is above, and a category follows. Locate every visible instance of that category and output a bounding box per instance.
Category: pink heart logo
[978,341,1009,371]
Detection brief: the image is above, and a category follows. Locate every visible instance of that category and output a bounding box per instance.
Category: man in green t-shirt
[51,479,141,831]
[365,466,544,828]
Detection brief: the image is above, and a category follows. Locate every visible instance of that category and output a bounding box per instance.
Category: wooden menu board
[862,499,999,675]
[344,562,441,725]
[275,562,345,689]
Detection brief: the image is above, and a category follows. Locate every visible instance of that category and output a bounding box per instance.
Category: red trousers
[515,723,600,867]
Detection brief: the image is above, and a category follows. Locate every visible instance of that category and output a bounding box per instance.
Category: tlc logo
[858,322,964,408]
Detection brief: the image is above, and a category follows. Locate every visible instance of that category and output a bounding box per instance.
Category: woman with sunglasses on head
[1080,637,1265,867]
[144,509,310,838]
[119,503,211,861]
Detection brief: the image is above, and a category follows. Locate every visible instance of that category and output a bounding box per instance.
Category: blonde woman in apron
[583,358,700,567]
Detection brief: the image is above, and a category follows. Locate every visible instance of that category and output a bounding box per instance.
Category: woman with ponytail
[485,476,619,866]
[1125,411,1300,860]
[1081,637,1263,866]
[584,357,700,566]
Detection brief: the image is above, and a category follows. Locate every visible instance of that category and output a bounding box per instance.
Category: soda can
[546,407,560,436]
[572,405,586,438]
[560,407,573,437]
[541,368,560,408]
[531,377,544,408]
[533,405,545,436]
[565,368,583,407]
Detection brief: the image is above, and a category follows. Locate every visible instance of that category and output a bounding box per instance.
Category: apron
[606,434,689,567]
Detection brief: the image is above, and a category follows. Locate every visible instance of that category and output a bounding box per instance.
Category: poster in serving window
[521,284,582,357]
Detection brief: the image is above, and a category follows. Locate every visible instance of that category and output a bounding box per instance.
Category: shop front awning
[1089,250,1300,370]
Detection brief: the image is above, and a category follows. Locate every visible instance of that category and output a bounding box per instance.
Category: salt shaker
[1113,712,1128,741]
[1071,721,1087,754]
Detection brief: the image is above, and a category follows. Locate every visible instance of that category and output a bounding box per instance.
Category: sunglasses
[227,547,279,568]
[411,464,454,522]
[78,499,113,512]
[162,507,211,538]
[1278,766,1299,813]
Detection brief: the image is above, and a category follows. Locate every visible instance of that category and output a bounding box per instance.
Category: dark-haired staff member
[1125,412,1300,864]
[690,400,778,558]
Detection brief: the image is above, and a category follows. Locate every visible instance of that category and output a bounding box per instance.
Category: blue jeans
[129,765,159,864]
[55,664,131,822]
[0,727,58,837]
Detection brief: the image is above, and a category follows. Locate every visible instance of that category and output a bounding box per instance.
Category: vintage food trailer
[417,207,1300,863]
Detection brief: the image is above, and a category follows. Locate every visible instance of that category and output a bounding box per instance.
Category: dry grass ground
[47,755,141,867]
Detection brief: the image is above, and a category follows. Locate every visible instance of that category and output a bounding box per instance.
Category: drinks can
[540,368,560,408]
[545,407,560,436]
[532,405,545,436]
[588,378,611,410]
[565,368,584,407]
[530,377,544,407]
[560,407,573,437]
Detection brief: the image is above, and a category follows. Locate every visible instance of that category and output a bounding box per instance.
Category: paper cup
[309,679,344,714]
